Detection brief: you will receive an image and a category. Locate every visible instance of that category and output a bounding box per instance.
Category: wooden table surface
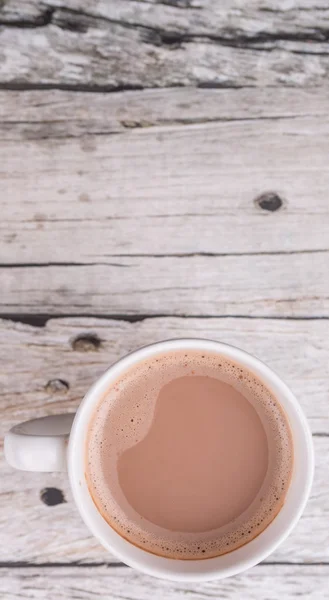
[1,1,329,598]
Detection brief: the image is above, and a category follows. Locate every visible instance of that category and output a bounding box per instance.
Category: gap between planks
[0,561,329,569]
[2,314,329,328]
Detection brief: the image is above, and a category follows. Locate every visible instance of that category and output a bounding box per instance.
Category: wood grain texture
[1,1,328,594]
[0,317,328,564]
[1,88,329,275]
[0,565,328,600]
[1,316,328,431]
[2,86,329,140]
[1,252,329,317]
[1,0,329,88]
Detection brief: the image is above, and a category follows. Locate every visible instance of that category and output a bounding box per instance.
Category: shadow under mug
[5,339,314,582]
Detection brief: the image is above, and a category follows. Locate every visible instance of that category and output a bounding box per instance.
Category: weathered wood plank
[1,252,328,317]
[2,87,329,140]
[0,317,327,564]
[1,1,328,592]
[1,317,328,432]
[3,0,329,34]
[1,0,329,88]
[1,90,329,262]
[0,565,328,600]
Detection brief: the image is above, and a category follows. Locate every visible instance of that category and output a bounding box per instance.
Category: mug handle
[4,414,75,472]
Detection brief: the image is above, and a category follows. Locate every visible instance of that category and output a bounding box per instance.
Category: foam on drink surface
[86,350,293,560]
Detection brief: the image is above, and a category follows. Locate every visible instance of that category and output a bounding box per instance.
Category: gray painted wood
[1,253,329,317]
[1,86,329,320]
[2,87,329,140]
[0,564,328,600]
[0,317,328,564]
[1,88,329,266]
[1,0,329,88]
[1,1,328,597]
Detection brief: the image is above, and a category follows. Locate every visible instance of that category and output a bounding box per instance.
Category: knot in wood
[255,192,283,212]
[71,334,101,352]
[40,487,66,506]
[45,379,69,394]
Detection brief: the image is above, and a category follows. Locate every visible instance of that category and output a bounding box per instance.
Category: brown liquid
[86,350,293,560]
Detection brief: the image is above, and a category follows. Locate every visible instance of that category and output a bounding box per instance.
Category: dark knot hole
[255,192,284,212]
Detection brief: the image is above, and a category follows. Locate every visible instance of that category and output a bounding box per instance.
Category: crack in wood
[0,112,318,141]
[0,82,256,93]
[1,5,329,51]
[150,0,202,8]
[0,262,132,268]
[0,249,328,269]
[93,249,329,258]
[0,561,125,568]
[0,560,328,569]
[0,313,164,326]
[2,248,329,265]
[0,82,146,93]
[0,7,54,28]
[1,314,329,328]
[0,81,310,93]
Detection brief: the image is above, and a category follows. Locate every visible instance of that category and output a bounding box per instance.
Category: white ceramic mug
[5,339,314,582]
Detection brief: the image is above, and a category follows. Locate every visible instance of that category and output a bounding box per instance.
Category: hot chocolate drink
[86,350,293,559]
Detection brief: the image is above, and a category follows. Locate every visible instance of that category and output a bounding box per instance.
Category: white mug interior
[68,338,314,582]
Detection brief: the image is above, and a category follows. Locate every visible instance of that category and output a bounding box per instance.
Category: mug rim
[68,338,314,582]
